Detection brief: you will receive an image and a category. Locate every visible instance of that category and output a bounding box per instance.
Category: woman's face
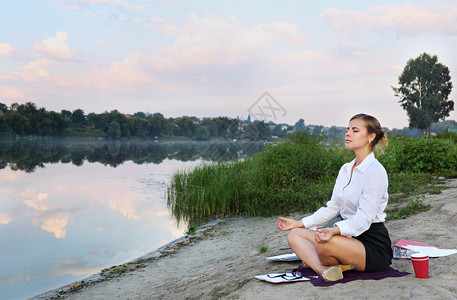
[345,118,375,151]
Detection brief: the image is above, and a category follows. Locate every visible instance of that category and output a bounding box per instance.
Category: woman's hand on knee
[276,217,303,231]
[314,227,335,243]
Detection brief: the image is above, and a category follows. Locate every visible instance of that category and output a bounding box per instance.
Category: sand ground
[32,179,457,300]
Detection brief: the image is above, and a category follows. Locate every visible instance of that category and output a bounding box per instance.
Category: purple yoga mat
[288,265,410,286]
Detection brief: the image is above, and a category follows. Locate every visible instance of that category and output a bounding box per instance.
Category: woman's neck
[353,148,372,167]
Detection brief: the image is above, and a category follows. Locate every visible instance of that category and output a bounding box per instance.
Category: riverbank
[32,179,457,300]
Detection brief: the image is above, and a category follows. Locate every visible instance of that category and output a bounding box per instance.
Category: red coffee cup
[411,253,429,278]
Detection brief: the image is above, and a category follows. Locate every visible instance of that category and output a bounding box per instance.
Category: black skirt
[354,222,393,272]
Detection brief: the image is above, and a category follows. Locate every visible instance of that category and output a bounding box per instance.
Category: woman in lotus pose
[277,113,392,281]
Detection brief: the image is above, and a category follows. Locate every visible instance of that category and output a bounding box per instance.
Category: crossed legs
[287,227,366,276]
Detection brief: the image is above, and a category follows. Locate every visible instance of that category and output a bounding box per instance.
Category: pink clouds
[0,13,313,106]
[93,53,159,92]
[150,17,176,34]
[65,5,80,11]
[18,59,53,81]
[82,13,310,93]
[56,0,122,4]
[34,31,82,61]
[101,53,153,83]
[262,21,307,45]
[0,43,16,56]
[58,0,148,16]
[272,51,327,64]
[156,13,306,65]
[2,14,309,98]
[0,212,13,225]
[320,2,457,37]
[94,39,108,45]
[4,31,81,90]
[84,0,121,4]
[0,87,24,99]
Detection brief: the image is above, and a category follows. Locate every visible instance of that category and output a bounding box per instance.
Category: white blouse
[301,152,388,237]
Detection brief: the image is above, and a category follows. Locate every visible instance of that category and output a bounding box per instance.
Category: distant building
[238,120,244,131]
[449,127,457,133]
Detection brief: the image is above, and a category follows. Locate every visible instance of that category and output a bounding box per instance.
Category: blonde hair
[350,113,388,153]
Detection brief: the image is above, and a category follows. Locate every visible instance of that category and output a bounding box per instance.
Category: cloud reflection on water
[0,158,201,299]
[33,211,72,239]
[0,212,12,224]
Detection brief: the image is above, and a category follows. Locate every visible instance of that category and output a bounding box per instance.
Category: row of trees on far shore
[0,101,306,141]
[1,101,457,140]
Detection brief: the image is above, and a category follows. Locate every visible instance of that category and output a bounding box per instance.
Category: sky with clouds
[1,0,457,129]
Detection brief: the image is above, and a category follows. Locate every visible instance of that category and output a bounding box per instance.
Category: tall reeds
[167,131,351,224]
[167,132,457,226]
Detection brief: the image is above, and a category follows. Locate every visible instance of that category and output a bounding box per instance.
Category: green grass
[386,195,431,221]
[387,173,449,203]
[258,244,268,253]
[167,131,457,227]
[167,131,350,225]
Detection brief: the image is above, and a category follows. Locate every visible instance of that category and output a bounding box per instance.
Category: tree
[0,102,8,114]
[294,118,305,130]
[60,109,72,120]
[70,109,87,129]
[173,116,195,137]
[16,102,41,134]
[393,52,454,135]
[194,124,210,140]
[129,117,149,138]
[148,113,168,137]
[203,117,233,137]
[108,110,129,138]
[243,121,271,141]
[47,111,68,135]
[107,121,121,139]
[6,111,30,134]
[133,111,146,118]
[0,114,9,133]
[312,125,324,135]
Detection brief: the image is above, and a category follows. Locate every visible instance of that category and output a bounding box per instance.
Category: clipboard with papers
[393,239,457,259]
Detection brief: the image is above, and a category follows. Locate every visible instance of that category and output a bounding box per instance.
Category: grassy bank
[167,131,457,226]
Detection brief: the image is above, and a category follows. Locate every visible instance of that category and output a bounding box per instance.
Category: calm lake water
[0,140,263,300]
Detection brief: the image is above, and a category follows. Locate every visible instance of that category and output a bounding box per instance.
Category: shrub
[379,136,457,175]
[167,131,352,222]
[438,131,457,143]
[386,195,430,221]
[168,132,457,225]
[250,132,351,214]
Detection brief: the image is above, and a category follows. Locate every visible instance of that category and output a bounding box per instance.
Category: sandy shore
[32,179,457,300]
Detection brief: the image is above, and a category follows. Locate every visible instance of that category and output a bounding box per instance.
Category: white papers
[405,245,457,258]
[254,274,311,283]
[393,247,417,259]
[266,253,300,261]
